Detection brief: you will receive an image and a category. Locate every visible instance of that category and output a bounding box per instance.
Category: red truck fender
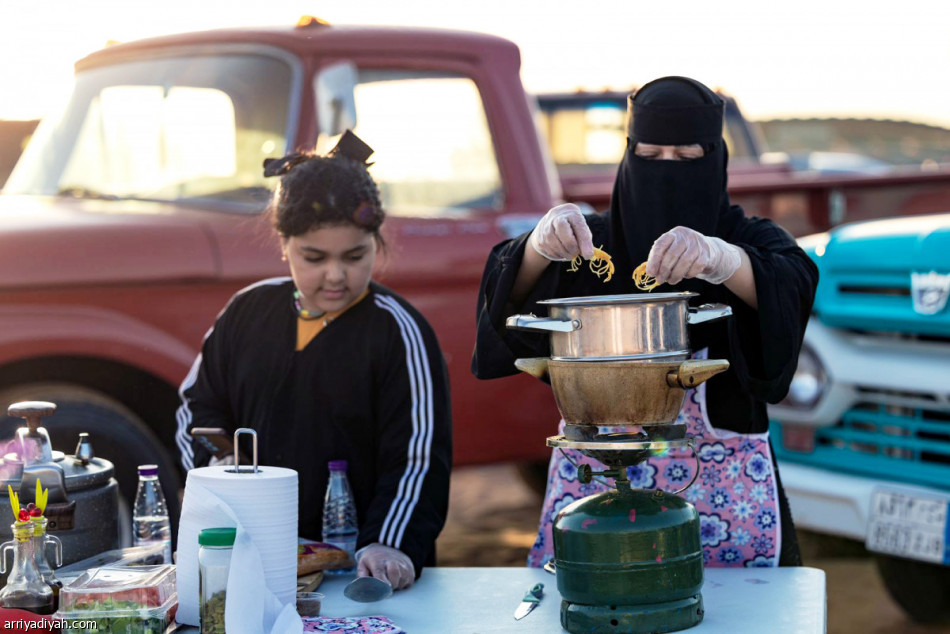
[0,303,195,386]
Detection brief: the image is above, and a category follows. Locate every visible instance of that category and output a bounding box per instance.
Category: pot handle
[666,359,730,389]
[686,303,732,325]
[506,314,579,333]
[514,357,550,381]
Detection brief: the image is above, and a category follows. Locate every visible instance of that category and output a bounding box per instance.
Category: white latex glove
[356,543,415,590]
[646,226,742,286]
[528,203,595,261]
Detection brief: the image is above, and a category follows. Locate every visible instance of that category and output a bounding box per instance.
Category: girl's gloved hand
[529,203,595,261]
[647,226,742,285]
[356,543,415,590]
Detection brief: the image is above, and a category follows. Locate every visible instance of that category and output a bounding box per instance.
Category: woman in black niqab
[472,76,818,568]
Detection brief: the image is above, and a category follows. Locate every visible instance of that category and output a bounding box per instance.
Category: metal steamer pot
[506,292,731,361]
[515,357,729,426]
[0,402,119,576]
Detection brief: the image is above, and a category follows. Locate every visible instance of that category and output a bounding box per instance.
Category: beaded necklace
[293,289,332,325]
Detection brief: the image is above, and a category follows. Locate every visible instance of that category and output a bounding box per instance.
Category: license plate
[866,489,950,565]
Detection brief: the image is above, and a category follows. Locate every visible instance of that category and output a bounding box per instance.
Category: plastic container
[55,544,170,585]
[132,465,172,564]
[57,564,177,633]
[198,527,235,634]
[322,460,357,575]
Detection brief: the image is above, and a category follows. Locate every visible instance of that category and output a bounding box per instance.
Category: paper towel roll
[176,465,300,632]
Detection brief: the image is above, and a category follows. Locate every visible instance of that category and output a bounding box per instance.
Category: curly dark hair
[267,152,385,246]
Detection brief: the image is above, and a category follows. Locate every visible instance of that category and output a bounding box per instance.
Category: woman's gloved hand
[529,203,595,261]
[356,543,415,590]
[647,226,742,285]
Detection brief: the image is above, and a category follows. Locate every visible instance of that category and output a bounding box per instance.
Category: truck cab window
[316,69,502,216]
[6,53,295,209]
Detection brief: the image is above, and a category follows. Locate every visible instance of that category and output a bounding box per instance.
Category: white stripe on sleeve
[373,295,434,549]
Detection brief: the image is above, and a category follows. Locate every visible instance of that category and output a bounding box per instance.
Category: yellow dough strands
[567,246,661,292]
[632,262,660,291]
[568,247,615,283]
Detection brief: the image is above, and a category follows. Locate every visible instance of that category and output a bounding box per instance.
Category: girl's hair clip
[263,152,310,177]
[330,130,374,165]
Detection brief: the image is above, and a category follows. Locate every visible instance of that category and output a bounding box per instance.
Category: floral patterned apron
[528,349,781,568]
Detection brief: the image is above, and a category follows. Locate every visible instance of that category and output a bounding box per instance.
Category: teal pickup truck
[769,212,950,622]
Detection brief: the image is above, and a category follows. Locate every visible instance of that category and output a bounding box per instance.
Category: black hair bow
[262,130,375,178]
[331,130,374,164]
[263,152,309,177]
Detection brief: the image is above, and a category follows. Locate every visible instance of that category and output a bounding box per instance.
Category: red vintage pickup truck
[2,19,949,514]
[0,21,563,513]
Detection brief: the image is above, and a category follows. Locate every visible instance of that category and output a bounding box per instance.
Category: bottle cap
[138,464,159,477]
[199,527,237,547]
[328,460,348,472]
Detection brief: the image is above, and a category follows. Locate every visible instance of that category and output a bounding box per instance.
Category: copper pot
[515,357,729,426]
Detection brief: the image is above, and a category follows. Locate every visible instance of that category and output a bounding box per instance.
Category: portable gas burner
[507,292,735,634]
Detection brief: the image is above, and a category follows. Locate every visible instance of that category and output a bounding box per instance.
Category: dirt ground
[436,464,950,634]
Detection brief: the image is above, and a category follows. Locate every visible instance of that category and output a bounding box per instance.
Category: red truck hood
[0,195,218,289]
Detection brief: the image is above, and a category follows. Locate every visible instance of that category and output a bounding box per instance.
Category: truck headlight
[780,345,827,409]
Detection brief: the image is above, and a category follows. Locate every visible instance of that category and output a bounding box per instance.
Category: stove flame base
[560,593,703,633]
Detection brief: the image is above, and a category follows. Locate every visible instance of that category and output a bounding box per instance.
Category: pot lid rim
[0,456,115,491]
[549,350,690,362]
[538,292,697,306]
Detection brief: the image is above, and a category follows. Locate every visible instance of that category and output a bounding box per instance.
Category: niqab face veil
[606,76,737,290]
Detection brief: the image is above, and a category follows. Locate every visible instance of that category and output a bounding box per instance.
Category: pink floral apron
[528,349,781,568]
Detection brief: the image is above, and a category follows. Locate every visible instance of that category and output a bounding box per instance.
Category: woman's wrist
[722,247,758,310]
[510,234,553,307]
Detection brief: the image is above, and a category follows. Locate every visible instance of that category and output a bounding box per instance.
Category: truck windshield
[5,53,294,209]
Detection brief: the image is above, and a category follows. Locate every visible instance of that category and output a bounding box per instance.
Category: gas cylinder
[553,487,704,633]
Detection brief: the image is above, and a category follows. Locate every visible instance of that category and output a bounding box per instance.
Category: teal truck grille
[773,389,950,491]
[816,267,950,339]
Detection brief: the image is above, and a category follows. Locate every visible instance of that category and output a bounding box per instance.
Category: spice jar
[198,527,236,634]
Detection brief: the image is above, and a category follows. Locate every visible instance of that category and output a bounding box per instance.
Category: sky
[1,0,949,128]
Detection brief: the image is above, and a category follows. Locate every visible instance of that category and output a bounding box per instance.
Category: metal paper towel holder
[226,428,259,474]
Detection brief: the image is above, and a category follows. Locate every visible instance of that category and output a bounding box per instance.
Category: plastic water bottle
[322,460,358,575]
[132,464,172,564]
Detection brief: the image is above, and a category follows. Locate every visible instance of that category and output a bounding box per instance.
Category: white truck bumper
[778,461,949,542]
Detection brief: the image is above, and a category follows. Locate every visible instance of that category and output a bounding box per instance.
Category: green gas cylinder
[553,487,704,633]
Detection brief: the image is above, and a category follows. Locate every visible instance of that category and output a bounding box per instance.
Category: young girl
[175,132,452,589]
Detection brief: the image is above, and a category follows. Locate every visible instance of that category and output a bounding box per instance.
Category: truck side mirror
[316,61,358,136]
